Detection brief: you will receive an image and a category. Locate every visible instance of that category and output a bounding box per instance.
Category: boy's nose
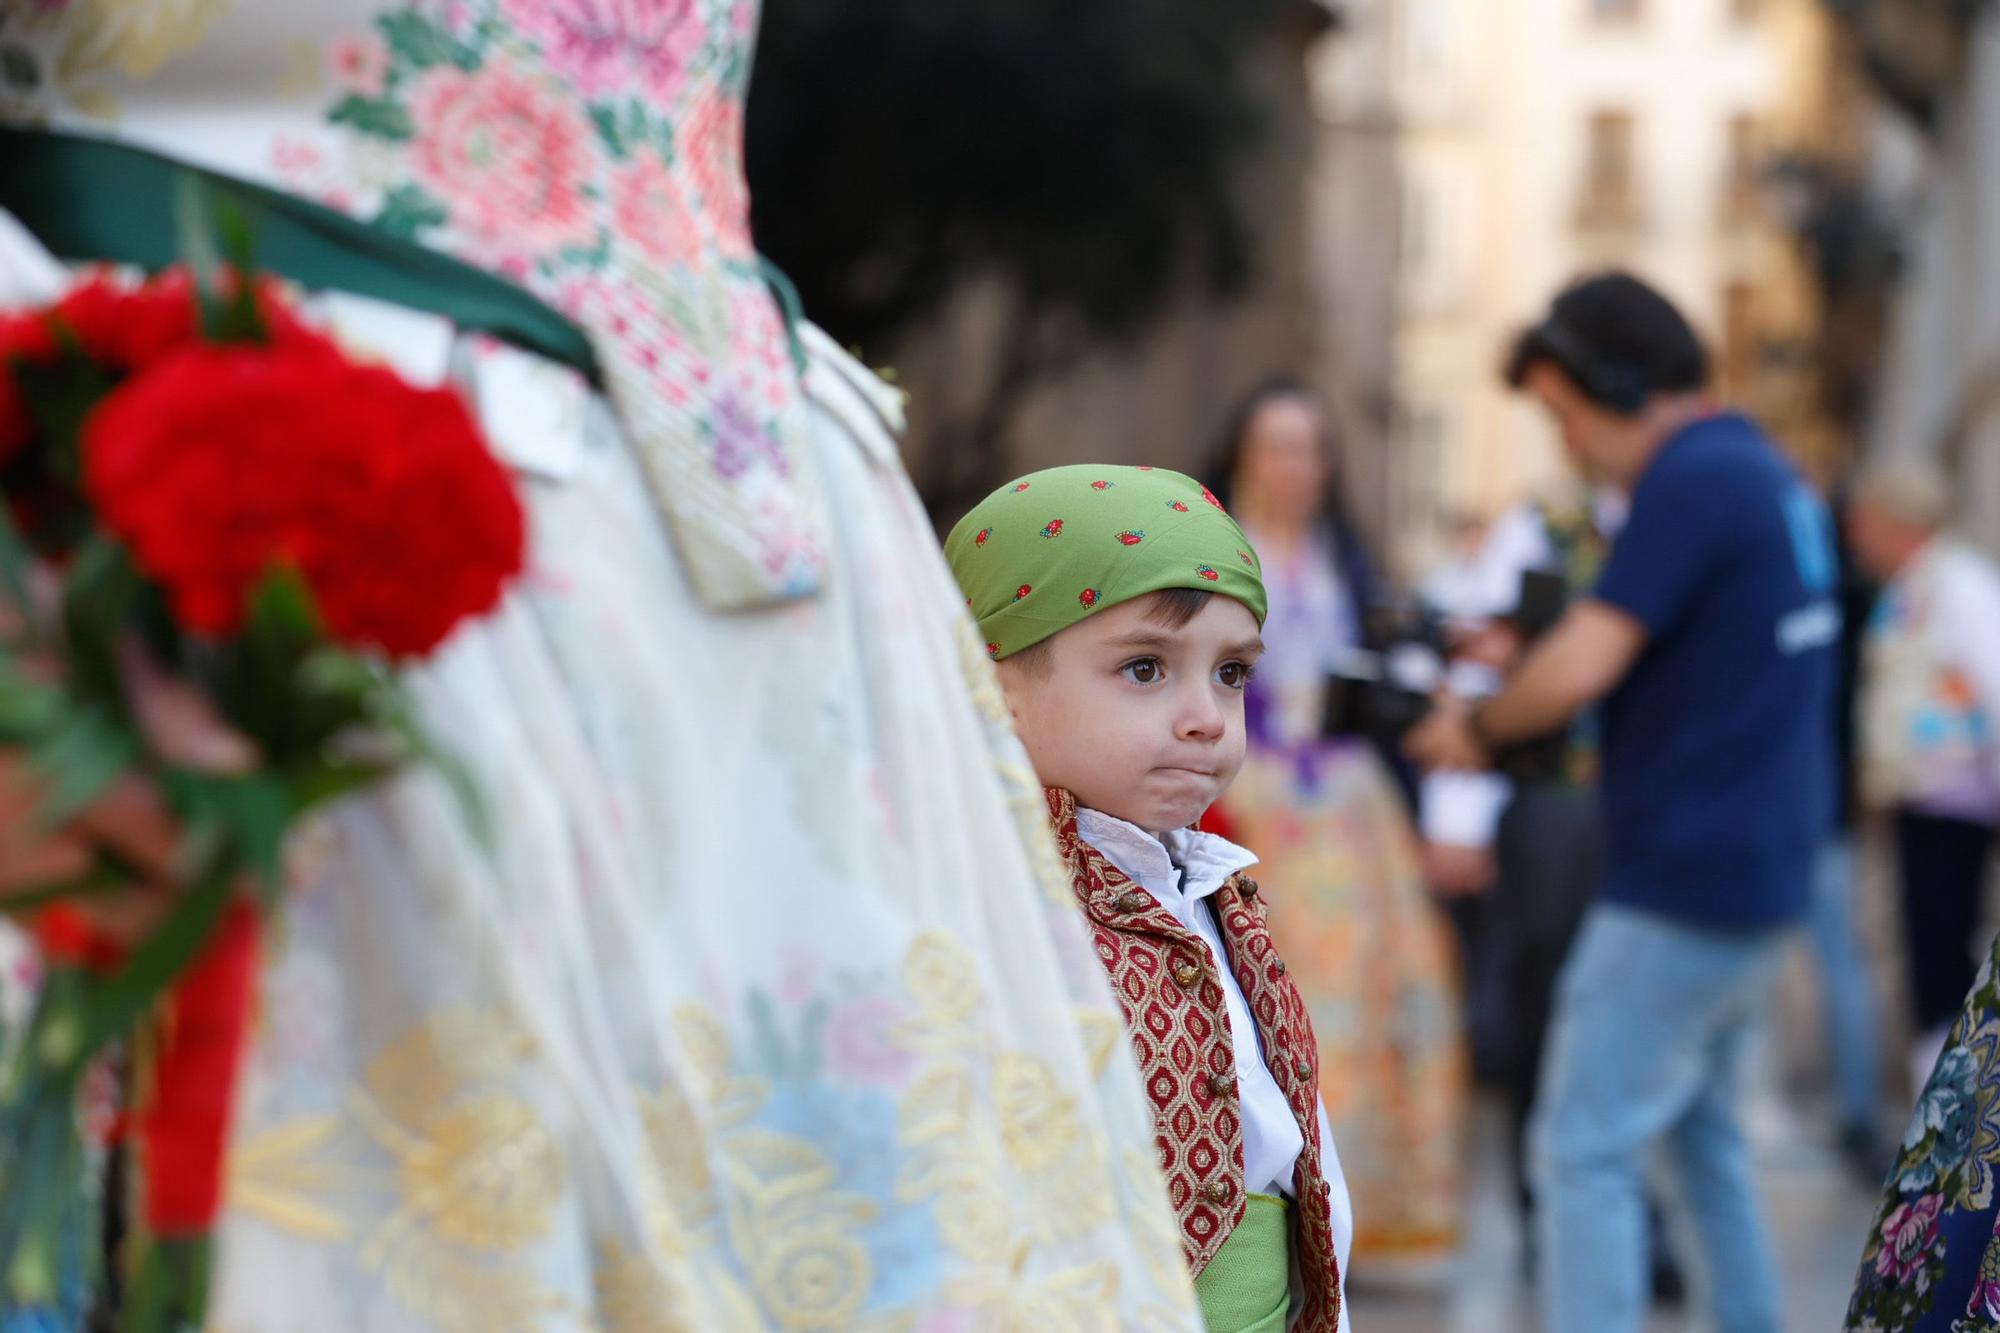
[1174,685,1225,742]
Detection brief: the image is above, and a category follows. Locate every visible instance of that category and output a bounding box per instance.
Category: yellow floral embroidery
[227,1114,348,1242]
[892,932,1123,1322]
[224,1008,569,1333]
[657,1005,879,1330]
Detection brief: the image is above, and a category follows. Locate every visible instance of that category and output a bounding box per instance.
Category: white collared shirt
[1076,808,1354,1325]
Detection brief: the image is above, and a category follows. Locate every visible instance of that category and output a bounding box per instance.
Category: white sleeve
[1317,1099,1354,1332]
[1418,769,1514,848]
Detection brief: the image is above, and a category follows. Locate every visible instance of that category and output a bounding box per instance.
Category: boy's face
[996,593,1263,834]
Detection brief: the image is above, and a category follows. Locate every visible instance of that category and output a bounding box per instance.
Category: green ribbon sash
[0,125,599,382]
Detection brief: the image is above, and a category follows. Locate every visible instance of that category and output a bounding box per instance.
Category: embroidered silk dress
[0,2,1201,1329]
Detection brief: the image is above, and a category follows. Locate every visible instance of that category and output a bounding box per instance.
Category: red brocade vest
[1047,789,1342,1332]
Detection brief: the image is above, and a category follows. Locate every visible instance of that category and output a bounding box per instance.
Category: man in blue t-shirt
[1409,272,1836,1333]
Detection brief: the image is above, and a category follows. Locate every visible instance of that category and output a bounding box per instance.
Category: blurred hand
[1,596,257,947]
[1422,841,1496,898]
[1404,694,1491,773]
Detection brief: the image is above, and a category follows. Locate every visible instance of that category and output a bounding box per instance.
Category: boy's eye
[1216,661,1255,690]
[1121,658,1164,685]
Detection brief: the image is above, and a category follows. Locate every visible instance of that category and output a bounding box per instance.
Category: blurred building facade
[1834,0,2000,557]
[882,1,1406,545]
[1354,0,1835,578]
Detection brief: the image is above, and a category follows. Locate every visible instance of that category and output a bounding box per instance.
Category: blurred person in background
[1205,378,1469,1282]
[1408,272,1837,1333]
[1848,459,2000,1088]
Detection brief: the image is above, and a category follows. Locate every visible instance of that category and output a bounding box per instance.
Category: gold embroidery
[43,0,237,119]
[592,1236,699,1333]
[224,1008,569,1333]
[227,1114,348,1242]
[659,1004,879,1330]
[891,933,1123,1323]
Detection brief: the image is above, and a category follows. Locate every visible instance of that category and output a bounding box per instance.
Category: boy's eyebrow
[1099,630,1267,658]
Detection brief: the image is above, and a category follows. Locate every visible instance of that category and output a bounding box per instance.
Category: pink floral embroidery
[327,31,389,96]
[683,94,753,257]
[823,996,916,1085]
[610,150,702,268]
[1874,1193,1943,1282]
[502,0,706,100]
[410,62,597,258]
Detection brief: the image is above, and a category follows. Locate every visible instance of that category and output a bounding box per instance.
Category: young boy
[946,464,1352,1333]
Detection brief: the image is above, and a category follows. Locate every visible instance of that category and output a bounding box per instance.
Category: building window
[1721,114,1764,225]
[1590,0,1642,23]
[1575,110,1641,230]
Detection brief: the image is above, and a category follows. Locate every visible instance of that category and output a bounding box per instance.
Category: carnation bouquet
[0,209,524,1329]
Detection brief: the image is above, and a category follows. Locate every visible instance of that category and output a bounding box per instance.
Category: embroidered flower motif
[1114,530,1144,547]
[1012,482,1031,493]
[1013,584,1032,602]
[707,387,784,481]
[504,0,705,100]
[1195,564,1218,582]
[974,528,992,548]
[1199,485,1224,510]
[327,31,389,96]
[683,94,754,257]
[823,996,917,1086]
[1237,550,1255,566]
[1973,1240,2000,1320]
[1167,500,1189,513]
[610,149,702,269]
[986,642,1001,658]
[410,62,597,258]
[1090,480,1113,491]
[1874,1194,1944,1282]
[1078,588,1099,609]
[1041,519,1064,539]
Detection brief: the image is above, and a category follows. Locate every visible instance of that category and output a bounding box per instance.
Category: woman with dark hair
[1206,378,1468,1282]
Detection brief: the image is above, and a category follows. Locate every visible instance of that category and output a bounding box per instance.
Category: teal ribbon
[0,126,601,384]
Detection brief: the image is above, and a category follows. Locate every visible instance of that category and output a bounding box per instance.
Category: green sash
[0,125,601,383]
[1194,1192,1292,1333]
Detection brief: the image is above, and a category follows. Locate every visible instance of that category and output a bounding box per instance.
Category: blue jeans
[1809,836,1880,1134]
[1531,902,1787,1333]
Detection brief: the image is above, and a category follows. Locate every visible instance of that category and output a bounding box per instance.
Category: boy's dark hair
[1503,272,1709,416]
[1003,588,1212,678]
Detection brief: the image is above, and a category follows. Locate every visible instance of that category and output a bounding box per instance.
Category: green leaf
[9,351,116,482]
[327,93,413,142]
[182,180,267,342]
[28,705,137,826]
[372,183,448,240]
[161,771,293,893]
[0,46,36,91]
[376,10,478,73]
[377,694,490,847]
[120,1234,214,1333]
[589,104,627,160]
[58,537,141,708]
[74,852,235,1060]
[0,664,68,742]
[289,759,395,814]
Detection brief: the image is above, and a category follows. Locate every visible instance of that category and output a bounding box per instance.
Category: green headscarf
[944,464,1267,659]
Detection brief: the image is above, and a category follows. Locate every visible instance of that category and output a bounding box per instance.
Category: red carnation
[51,269,307,371]
[0,307,61,462]
[82,340,524,657]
